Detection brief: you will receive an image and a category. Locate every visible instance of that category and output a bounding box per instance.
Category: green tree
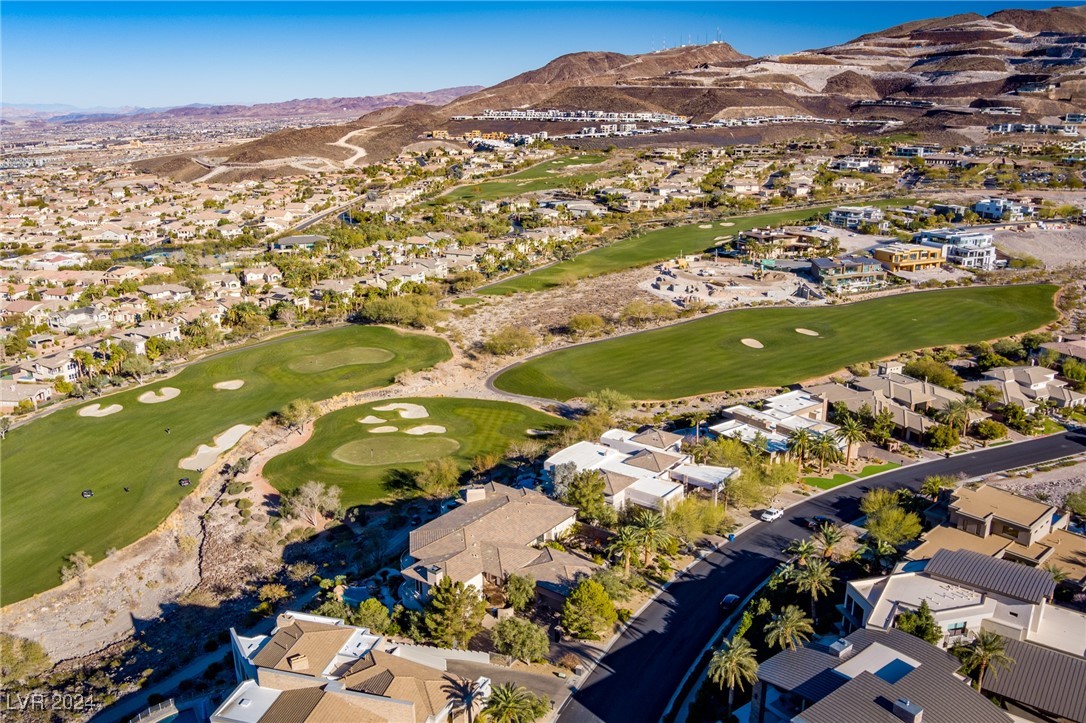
[504,573,535,613]
[564,469,615,526]
[481,682,550,723]
[927,423,960,450]
[120,354,152,384]
[707,636,759,719]
[0,633,50,685]
[278,398,320,435]
[354,598,391,633]
[0,417,10,439]
[584,388,631,414]
[903,356,962,390]
[962,630,1015,693]
[866,506,922,547]
[566,313,606,338]
[920,475,954,501]
[791,558,835,624]
[971,419,1008,445]
[415,458,461,499]
[894,599,942,645]
[1064,488,1086,516]
[812,435,842,475]
[280,481,342,526]
[764,605,814,651]
[482,325,538,356]
[812,522,845,561]
[561,578,617,640]
[492,617,550,664]
[787,428,814,466]
[425,577,486,649]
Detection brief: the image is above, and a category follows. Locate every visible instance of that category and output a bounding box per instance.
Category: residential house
[914,228,997,270]
[872,243,945,273]
[810,255,887,292]
[843,548,1083,655]
[827,206,884,230]
[909,484,1086,587]
[543,428,691,511]
[270,234,326,253]
[709,390,840,457]
[0,381,53,413]
[400,483,595,609]
[23,351,79,383]
[139,283,193,303]
[831,177,866,194]
[1040,335,1086,363]
[750,628,1010,723]
[47,305,112,332]
[216,610,490,723]
[963,365,1086,413]
[974,198,1031,221]
[204,273,244,294]
[242,266,284,286]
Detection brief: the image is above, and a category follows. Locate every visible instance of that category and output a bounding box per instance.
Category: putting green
[493,285,1059,400]
[265,397,566,506]
[287,346,396,372]
[333,437,461,465]
[0,325,450,605]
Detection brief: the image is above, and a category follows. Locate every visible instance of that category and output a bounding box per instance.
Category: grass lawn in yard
[0,325,450,605]
[856,462,901,478]
[437,154,608,204]
[493,284,1058,401]
[805,474,854,490]
[264,397,565,507]
[479,200,909,295]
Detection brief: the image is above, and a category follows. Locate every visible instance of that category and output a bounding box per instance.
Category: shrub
[482,325,538,356]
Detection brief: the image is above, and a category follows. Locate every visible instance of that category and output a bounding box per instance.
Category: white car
[760,508,784,522]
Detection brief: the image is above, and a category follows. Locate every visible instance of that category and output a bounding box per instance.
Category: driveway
[556,431,1086,722]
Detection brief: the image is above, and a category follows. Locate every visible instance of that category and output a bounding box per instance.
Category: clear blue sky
[3,1,1081,108]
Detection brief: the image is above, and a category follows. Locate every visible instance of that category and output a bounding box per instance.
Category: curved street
[556,431,1086,723]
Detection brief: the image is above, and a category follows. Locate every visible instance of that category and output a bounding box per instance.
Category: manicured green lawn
[494,285,1058,401]
[479,200,909,295]
[0,326,450,605]
[263,397,565,507]
[438,154,608,204]
[856,462,901,478]
[805,474,854,490]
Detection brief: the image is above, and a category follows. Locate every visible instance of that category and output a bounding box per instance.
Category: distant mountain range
[137,5,1086,182]
[0,87,484,124]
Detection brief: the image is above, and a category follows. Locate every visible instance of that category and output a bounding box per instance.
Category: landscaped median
[0,325,451,606]
[493,284,1060,401]
[478,199,910,295]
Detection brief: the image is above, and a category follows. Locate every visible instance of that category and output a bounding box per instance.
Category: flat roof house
[826,205,884,230]
[810,255,887,292]
[871,243,945,273]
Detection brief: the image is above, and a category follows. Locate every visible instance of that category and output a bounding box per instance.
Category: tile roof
[342,651,460,723]
[980,636,1086,722]
[925,549,1055,603]
[950,484,1055,528]
[250,619,354,674]
[629,428,683,449]
[622,448,682,474]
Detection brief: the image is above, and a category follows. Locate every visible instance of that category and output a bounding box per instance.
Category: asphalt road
[556,431,1086,723]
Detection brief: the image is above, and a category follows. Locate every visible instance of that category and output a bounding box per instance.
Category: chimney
[286,654,309,671]
[463,486,486,504]
[827,638,853,658]
[893,698,923,723]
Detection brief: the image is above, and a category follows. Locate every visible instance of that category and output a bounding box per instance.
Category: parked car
[720,594,740,612]
[806,515,834,529]
[761,508,784,522]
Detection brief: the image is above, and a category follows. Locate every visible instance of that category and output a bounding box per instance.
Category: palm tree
[1041,561,1068,584]
[708,636,760,718]
[788,428,814,467]
[633,511,673,567]
[443,677,487,723]
[939,399,968,436]
[962,630,1015,693]
[764,605,814,651]
[690,410,708,445]
[784,538,817,567]
[958,396,983,436]
[920,475,952,502]
[812,435,842,475]
[835,417,867,465]
[480,682,545,723]
[792,558,835,624]
[813,522,845,561]
[608,526,641,574]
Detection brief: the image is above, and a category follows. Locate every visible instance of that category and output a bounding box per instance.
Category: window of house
[947,622,966,636]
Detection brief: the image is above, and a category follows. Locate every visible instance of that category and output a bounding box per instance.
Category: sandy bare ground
[358,415,386,424]
[369,426,398,433]
[179,424,253,471]
[213,379,246,391]
[993,224,1086,267]
[78,403,123,417]
[138,387,180,404]
[741,338,765,349]
[373,402,429,419]
[796,328,819,336]
[405,425,446,435]
[985,457,1086,506]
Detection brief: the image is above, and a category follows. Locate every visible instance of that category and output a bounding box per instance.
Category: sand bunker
[740,338,765,349]
[213,379,246,390]
[373,403,429,419]
[719,222,735,227]
[699,224,713,229]
[795,328,820,337]
[358,415,386,424]
[404,425,447,435]
[138,387,180,404]
[179,424,252,471]
[369,426,398,433]
[78,403,122,418]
